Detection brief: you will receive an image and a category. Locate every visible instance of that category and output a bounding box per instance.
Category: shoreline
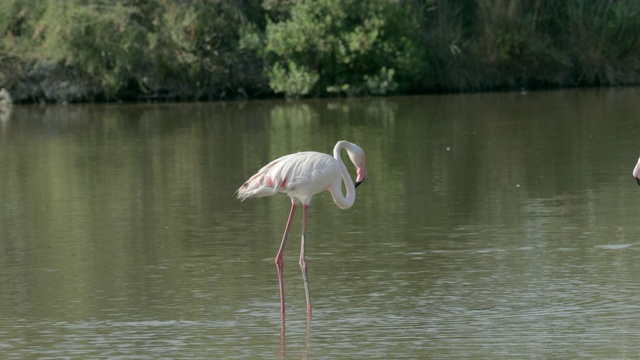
[3,58,639,105]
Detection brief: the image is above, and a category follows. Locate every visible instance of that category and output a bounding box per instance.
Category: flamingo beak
[355,164,367,188]
[636,176,640,186]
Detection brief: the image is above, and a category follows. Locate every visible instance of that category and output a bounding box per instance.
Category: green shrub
[261,0,426,97]
[0,0,263,100]
[3,0,640,101]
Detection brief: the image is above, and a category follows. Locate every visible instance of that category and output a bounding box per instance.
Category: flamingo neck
[330,141,357,209]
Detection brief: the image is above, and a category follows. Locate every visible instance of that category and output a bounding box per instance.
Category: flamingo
[236,140,367,320]
[634,157,640,186]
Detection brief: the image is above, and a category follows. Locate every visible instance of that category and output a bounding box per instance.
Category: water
[1,89,640,358]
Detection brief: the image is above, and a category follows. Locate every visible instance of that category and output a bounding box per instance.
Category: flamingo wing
[236,151,337,202]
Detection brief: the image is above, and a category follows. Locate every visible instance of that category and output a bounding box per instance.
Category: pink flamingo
[634,157,640,185]
[236,140,367,320]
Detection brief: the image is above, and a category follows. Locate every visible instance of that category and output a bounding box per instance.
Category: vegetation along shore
[1,0,640,103]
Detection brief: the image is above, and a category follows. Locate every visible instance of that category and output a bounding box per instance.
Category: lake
[1,88,640,358]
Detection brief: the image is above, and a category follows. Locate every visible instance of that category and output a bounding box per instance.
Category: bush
[0,0,265,101]
[545,1,640,85]
[3,0,640,102]
[259,0,426,97]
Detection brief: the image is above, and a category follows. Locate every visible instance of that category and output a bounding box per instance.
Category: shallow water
[1,89,640,358]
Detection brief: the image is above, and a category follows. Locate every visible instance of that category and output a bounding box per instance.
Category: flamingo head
[347,144,367,188]
[336,140,367,188]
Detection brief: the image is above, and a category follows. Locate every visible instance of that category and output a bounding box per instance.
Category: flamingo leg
[276,202,297,321]
[299,204,312,319]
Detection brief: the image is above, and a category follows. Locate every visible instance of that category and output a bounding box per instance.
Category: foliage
[0,0,263,100]
[260,0,425,97]
[3,0,640,102]
[543,1,640,85]
[268,61,319,96]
